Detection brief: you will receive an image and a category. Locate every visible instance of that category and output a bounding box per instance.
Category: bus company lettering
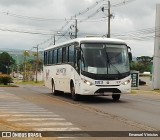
[56,68,66,76]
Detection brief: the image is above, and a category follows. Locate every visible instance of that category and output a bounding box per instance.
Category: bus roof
[44,37,126,51]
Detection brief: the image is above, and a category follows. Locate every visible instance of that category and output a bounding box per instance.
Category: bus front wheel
[70,83,79,101]
[112,94,120,101]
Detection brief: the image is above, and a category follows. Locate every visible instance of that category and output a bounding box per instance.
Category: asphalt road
[0,85,160,140]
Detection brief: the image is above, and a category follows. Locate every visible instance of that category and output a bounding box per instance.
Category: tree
[23,51,30,81]
[0,52,15,74]
[136,56,153,65]
[131,56,153,73]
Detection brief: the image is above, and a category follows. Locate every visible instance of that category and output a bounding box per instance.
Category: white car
[18,75,23,80]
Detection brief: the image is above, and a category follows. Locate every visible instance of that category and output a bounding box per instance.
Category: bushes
[0,74,12,85]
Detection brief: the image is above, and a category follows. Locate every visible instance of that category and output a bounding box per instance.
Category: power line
[32,0,106,47]
[0,11,73,22]
[0,25,57,33]
[0,0,105,23]
[73,0,105,17]
[111,26,160,41]
[111,0,137,8]
[0,28,54,35]
[57,0,105,33]
[34,0,138,48]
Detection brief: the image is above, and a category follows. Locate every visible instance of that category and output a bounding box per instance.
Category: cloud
[63,0,93,16]
[0,0,159,57]
[0,0,52,7]
[127,40,154,57]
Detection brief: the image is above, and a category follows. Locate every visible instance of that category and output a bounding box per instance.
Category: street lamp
[53,32,61,45]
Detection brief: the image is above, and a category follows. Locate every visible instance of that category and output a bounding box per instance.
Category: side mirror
[128,52,132,61]
[77,51,81,60]
[127,46,132,61]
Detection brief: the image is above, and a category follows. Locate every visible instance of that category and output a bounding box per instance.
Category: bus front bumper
[79,83,131,96]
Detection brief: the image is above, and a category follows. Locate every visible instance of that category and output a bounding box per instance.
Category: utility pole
[23,51,27,82]
[36,46,38,83]
[69,19,78,39]
[101,1,112,38]
[16,55,19,81]
[75,19,78,38]
[34,45,39,83]
[108,0,111,38]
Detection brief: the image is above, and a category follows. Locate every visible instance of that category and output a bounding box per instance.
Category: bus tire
[51,79,58,95]
[70,82,79,101]
[112,94,120,101]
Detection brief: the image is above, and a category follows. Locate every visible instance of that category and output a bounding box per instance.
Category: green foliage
[131,56,153,73]
[23,51,30,57]
[0,52,15,74]
[0,74,12,85]
[136,56,153,65]
[22,51,43,81]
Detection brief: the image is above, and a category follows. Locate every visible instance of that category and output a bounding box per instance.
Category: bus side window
[66,46,69,62]
[54,50,57,64]
[50,50,52,64]
[69,45,74,63]
[44,52,46,65]
[46,52,48,65]
[52,50,54,64]
[57,48,62,64]
[62,47,66,63]
[48,51,50,65]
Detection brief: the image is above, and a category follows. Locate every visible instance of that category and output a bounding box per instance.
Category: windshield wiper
[109,63,121,75]
[105,52,121,75]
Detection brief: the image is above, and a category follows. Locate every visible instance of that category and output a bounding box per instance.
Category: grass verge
[154,90,160,93]
[0,84,18,87]
[17,81,44,86]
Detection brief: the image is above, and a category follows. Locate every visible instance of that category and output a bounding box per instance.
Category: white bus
[44,37,132,101]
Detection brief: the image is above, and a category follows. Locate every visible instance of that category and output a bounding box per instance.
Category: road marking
[0,103,40,107]
[16,122,73,126]
[8,118,66,121]
[0,114,60,117]
[35,128,81,131]
[0,91,81,131]
[0,111,54,114]
[0,104,40,106]
[0,108,48,111]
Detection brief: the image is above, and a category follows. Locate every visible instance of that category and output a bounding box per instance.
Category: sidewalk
[133,84,160,95]
[133,76,159,94]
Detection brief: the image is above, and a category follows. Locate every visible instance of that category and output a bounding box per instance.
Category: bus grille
[95,88,121,93]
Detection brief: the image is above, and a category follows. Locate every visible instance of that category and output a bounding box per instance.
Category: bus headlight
[81,78,93,86]
[122,79,131,85]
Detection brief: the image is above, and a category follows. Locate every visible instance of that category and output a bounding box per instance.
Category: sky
[0,0,159,57]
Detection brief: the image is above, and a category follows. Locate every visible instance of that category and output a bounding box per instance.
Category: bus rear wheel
[51,79,58,95]
[112,94,120,101]
[70,83,79,101]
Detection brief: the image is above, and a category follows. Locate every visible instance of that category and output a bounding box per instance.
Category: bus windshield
[81,43,130,75]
